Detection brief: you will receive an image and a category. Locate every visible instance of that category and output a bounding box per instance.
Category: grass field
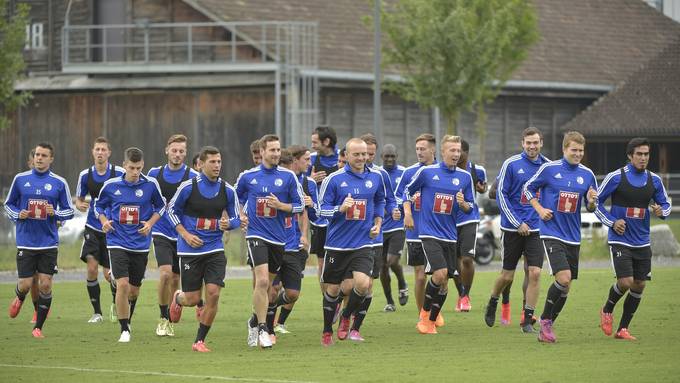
[1,268,679,382]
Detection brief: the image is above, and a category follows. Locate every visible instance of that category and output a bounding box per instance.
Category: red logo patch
[119,205,140,225]
[196,217,218,231]
[413,192,421,212]
[557,191,579,213]
[521,190,540,205]
[284,216,293,228]
[346,199,367,221]
[28,199,48,220]
[256,197,277,218]
[625,207,646,219]
[433,193,454,215]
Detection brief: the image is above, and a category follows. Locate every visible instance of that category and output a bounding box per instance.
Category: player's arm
[222,184,241,231]
[319,176,341,218]
[651,175,672,219]
[94,186,113,231]
[306,181,321,222]
[458,174,475,213]
[594,172,618,228]
[75,171,90,212]
[498,161,522,229]
[584,176,598,213]
[54,180,75,220]
[475,166,488,193]
[525,164,552,221]
[3,175,24,221]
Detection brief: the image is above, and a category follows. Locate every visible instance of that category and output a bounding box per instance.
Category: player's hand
[304,195,313,208]
[300,234,309,250]
[613,219,626,235]
[18,210,30,220]
[369,224,381,239]
[240,212,249,229]
[266,193,282,210]
[182,232,204,248]
[518,222,530,236]
[219,217,230,231]
[391,208,401,221]
[75,199,89,212]
[539,207,553,221]
[101,219,114,233]
[45,204,55,217]
[587,187,598,204]
[138,220,153,236]
[340,193,354,213]
[651,203,663,218]
[310,167,327,183]
[404,213,414,230]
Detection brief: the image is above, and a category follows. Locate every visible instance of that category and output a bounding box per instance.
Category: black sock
[524,305,535,325]
[266,303,277,334]
[15,285,27,302]
[195,323,211,342]
[502,282,512,304]
[110,281,117,303]
[119,318,130,332]
[249,313,258,328]
[603,283,624,313]
[35,292,52,329]
[351,295,372,330]
[453,277,464,297]
[128,299,137,323]
[33,300,38,312]
[197,299,204,308]
[463,283,472,297]
[551,294,568,323]
[275,290,292,307]
[391,263,407,290]
[423,279,440,312]
[342,288,365,319]
[278,307,292,325]
[541,281,567,320]
[429,289,448,321]
[87,279,102,315]
[322,292,339,333]
[383,280,394,306]
[618,290,642,331]
[159,304,169,320]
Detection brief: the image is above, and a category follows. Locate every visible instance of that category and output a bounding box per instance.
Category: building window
[24,23,45,50]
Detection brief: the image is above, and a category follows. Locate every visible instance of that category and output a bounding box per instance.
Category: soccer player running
[396,134,437,315]
[523,131,598,343]
[483,127,549,332]
[236,135,304,349]
[318,138,386,346]
[452,139,487,312]
[147,134,199,337]
[167,146,240,352]
[75,137,125,323]
[405,135,474,334]
[595,138,671,340]
[377,143,409,312]
[95,147,165,343]
[5,142,74,337]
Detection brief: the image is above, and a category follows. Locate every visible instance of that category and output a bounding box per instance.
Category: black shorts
[153,235,180,274]
[422,238,458,277]
[16,248,58,278]
[383,230,406,258]
[310,225,327,257]
[278,251,304,291]
[456,223,478,258]
[371,246,383,279]
[543,239,580,280]
[179,252,226,292]
[108,248,149,287]
[297,248,309,274]
[407,242,425,266]
[609,244,652,281]
[501,231,544,270]
[321,248,374,285]
[79,227,109,267]
[246,238,285,274]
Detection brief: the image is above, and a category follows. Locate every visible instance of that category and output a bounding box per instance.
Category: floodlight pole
[373,0,383,146]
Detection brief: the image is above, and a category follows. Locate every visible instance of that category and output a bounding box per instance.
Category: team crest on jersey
[576,176,584,185]
[452,178,460,186]
[365,180,373,189]
[274,178,283,187]
[135,189,144,198]
[44,183,52,191]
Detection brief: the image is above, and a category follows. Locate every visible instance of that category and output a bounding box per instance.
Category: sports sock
[423,279,440,312]
[15,285,27,302]
[266,303,277,334]
[603,283,624,313]
[618,290,642,331]
[322,292,339,333]
[429,288,448,321]
[524,305,535,325]
[249,313,258,328]
[195,323,211,342]
[343,288,365,319]
[453,277,464,297]
[109,281,117,303]
[502,282,512,304]
[463,283,472,297]
[87,279,101,314]
[128,298,137,323]
[35,291,52,330]
[159,304,169,320]
[351,294,372,330]
[119,318,130,332]
[551,293,568,323]
[381,271,394,306]
[392,263,407,290]
[541,281,567,320]
[277,307,292,325]
[275,290,291,307]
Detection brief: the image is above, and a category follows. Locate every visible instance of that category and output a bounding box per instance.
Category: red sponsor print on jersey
[256,197,277,218]
[433,193,454,215]
[119,205,140,225]
[27,199,48,220]
[557,191,579,213]
[413,192,421,211]
[284,215,293,228]
[520,190,540,205]
[196,217,218,231]
[625,207,646,219]
[346,199,367,221]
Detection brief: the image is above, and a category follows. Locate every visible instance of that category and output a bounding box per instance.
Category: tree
[380,0,538,137]
[0,0,32,131]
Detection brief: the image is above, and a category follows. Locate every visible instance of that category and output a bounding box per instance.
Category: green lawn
[1,268,679,382]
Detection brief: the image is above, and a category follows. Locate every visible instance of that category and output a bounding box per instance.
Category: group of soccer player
[3,124,671,351]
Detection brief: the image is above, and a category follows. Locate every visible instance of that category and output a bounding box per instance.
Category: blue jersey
[298,173,321,224]
[4,169,75,250]
[284,212,303,252]
[405,162,475,242]
[235,165,304,246]
[523,158,598,245]
[95,174,166,252]
[497,152,550,232]
[595,164,671,247]
[167,175,240,256]
[381,164,406,233]
[396,162,437,243]
[76,164,125,232]
[147,165,200,240]
[456,161,487,226]
[306,149,340,177]
[368,164,398,247]
[319,165,386,251]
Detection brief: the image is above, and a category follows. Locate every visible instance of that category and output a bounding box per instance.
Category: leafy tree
[0,0,32,131]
